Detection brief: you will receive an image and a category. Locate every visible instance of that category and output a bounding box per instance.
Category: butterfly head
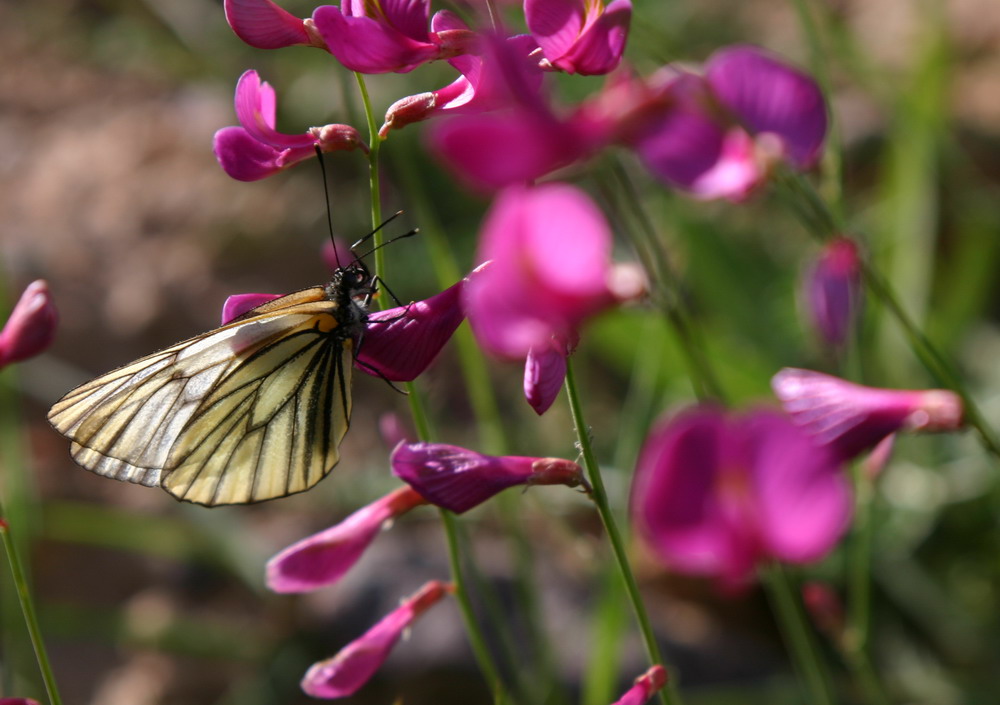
[327,261,376,334]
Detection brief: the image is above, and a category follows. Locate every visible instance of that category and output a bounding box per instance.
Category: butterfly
[48,261,376,506]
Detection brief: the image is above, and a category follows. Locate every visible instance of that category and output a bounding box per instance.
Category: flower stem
[0,516,62,705]
[563,357,682,705]
[353,72,386,290]
[760,564,836,705]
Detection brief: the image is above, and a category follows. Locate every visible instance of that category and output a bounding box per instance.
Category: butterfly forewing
[48,285,360,506]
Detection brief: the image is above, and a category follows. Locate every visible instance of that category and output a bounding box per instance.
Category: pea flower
[301,580,454,698]
[219,276,466,382]
[224,0,327,49]
[627,45,827,200]
[391,441,583,513]
[0,281,57,369]
[525,0,632,75]
[312,1,476,73]
[213,70,365,182]
[612,665,668,705]
[771,368,964,460]
[463,183,643,413]
[631,406,852,588]
[802,237,863,347]
[267,486,426,593]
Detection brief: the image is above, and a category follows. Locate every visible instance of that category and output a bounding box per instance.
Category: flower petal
[525,0,586,64]
[220,293,283,325]
[556,0,631,75]
[224,0,312,49]
[313,5,438,73]
[234,70,315,149]
[524,342,567,415]
[611,665,668,705]
[0,280,57,368]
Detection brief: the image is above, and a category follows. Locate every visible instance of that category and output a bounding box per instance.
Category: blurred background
[2,0,1000,703]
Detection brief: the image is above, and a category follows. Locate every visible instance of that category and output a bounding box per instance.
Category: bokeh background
[2,0,1000,703]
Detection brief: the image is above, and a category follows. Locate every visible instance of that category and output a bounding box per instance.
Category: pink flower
[301,580,454,698]
[525,0,632,75]
[631,406,852,588]
[0,281,57,368]
[224,0,327,49]
[802,237,862,347]
[464,184,641,410]
[801,581,845,642]
[428,35,607,191]
[0,699,42,705]
[213,70,365,182]
[220,293,283,325]
[771,368,964,460]
[611,665,668,705]
[380,33,542,137]
[267,486,426,593]
[312,1,475,73]
[391,441,582,513]
[356,276,466,382]
[627,45,827,200]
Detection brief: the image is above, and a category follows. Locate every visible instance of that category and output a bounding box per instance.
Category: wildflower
[632,406,852,587]
[267,486,426,593]
[301,580,454,697]
[213,70,365,182]
[771,368,964,460]
[627,45,827,200]
[312,1,476,73]
[380,33,542,137]
[220,293,283,325]
[391,441,583,513]
[224,0,327,49]
[464,183,642,411]
[0,281,57,368]
[611,665,668,705]
[356,276,467,382]
[802,237,863,347]
[525,0,632,75]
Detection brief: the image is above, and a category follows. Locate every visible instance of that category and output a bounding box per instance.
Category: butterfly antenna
[315,146,342,268]
[354,228,419,263]
[351,210,406,253]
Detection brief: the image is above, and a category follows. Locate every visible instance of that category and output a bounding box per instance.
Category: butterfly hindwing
[48,287,358,506]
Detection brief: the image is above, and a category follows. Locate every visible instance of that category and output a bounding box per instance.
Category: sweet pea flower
[632,406,852,588]
[464,183,642,412]
[224,0,327,49]
[611,665,668,705]
[213,70,365,182]
[312,1,476,73]
[301,580,454,698]
[391,441,583,513]
[525,0,632,75]
[0,281,57,369]
[802,237,863,348]
[356,276,467,382]
[267,486,426,593]
[771,368,964,460]
[627,45,827,201]
[380,33,542,137]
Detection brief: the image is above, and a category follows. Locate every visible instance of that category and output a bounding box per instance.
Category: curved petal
[524,343,566,415]
[525,0,585,64]
[313,5,438,73]
[556,0,631,75]
[706,45,827,168]
[220,293,282,325]
[379,0,432,41]
[213,126,284,181]
[224,0,311,49]
[234,71,315,149]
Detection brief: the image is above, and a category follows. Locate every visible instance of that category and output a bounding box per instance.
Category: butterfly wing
[48,288,355,506]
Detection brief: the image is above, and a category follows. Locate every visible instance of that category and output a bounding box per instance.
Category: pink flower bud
[611,665,668,705]
[803,237,862,347]
[771,368,965,460]
[801,581,845,642]
[266,487,426,593]
[380,92,438,138]
[0,281,58,368]
[301,580,454,698]
[391,442,582,513]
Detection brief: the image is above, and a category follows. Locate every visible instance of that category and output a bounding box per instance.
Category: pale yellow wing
[48,290,354,506]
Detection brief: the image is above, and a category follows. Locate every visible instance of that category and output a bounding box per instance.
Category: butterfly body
[49,262,375,506]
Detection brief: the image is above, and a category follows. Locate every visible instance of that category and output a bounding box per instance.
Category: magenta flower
[267,486,426,593]
[220,292,283,325]
[611,665,668,705]
[356,276,466,382]
[523,339,570,415]
[0,281,57,369]
[771,368,964,460]
[224,0,327,49]
[391,441,583,513]
[213,70,365,182]
[312,1,475,74]
[632,406,852,587]
[802,237,862,347]
[525,0,632,75]
[380,33,542,137]
[627,45,827,200]
[301,580,454,698]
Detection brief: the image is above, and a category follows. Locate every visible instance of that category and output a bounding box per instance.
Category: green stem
[0,517,63,705]
[353,72,385,288]
[760,564,836,705]
[563,358,682,705]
